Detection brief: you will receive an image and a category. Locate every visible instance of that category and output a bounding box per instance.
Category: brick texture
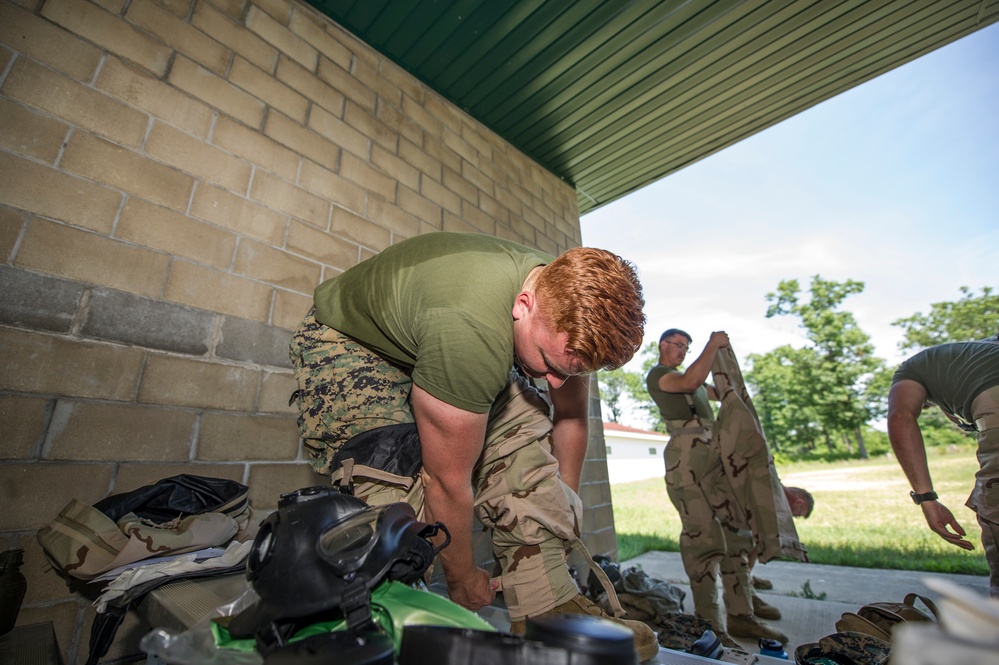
[0,265,85,333]
[0,97,70,164]
[16,218,170,297]
[197,411,298,460]
[61,131,195,212]
[0,394,50,459]
[5,57,149,149]
[0,151,122,233]
[0,1,102,81]
[217,315,293,367]
[1,463,116,530]
[117,198,237,268]
[81,287,216,354]
[0,0,610,648]
[41,0,172,76]
[0,327,144,400]
[138,354,259,410]
[45,400,197,461]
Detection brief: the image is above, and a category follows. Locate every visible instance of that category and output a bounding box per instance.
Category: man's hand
[446,566,495,610]
[708,331,730,349]
[921,501,974,550]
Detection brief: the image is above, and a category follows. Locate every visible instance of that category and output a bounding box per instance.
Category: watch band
[910,490,938,504]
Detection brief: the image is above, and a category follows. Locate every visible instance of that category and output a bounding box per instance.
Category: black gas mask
[227,486,448,652]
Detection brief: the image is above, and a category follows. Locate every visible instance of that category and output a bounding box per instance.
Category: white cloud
[583,24,999,373]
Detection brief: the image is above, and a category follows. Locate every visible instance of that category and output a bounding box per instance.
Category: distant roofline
[603,421,667,438]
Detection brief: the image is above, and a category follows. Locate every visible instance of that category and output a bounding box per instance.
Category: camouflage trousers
[664,420,754,626]
[969,386,999,597]
[289,311,584,619]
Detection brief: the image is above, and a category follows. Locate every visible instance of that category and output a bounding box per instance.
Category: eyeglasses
[665,341,689,355]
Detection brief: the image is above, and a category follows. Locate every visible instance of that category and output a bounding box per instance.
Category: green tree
[597,341,666,432]
[892,285,999,351]
[751,275,888,459]
[888,285,995,449]
[598,368,630,423]
[633,341,667,434]
[746,345,824,454]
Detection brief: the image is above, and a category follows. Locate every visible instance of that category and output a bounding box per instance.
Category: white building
[602,422,669,485]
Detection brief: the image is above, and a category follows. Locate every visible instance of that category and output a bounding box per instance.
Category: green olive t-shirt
[646,365,714,422]
[892,341,999,422]
[313,233,553,413]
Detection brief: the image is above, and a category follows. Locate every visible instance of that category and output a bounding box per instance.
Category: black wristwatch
[910,490,938,504]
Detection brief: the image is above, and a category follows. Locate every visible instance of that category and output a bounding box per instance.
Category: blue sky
[581,21,998,387]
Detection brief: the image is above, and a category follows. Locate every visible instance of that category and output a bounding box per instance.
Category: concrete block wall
[0,0,619,661]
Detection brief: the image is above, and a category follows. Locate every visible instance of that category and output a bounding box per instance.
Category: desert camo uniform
[646,362,755,628]
[290,232,594,621]
[892,340,999,597]
[646,347,805,629]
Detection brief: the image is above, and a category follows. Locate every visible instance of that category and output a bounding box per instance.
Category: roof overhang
[305,0,999,214]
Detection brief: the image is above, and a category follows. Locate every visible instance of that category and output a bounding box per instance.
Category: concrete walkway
[621,550,992,660]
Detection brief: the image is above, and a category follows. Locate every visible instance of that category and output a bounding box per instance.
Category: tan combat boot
[752,591,782,620]
[509,594,659,662]
[726,613,788,644]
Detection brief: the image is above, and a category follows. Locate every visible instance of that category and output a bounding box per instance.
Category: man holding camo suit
[647,328,800,646]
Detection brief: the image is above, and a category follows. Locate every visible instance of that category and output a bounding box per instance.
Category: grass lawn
[611,446,989,576]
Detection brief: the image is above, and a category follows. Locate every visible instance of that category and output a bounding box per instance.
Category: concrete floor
[622,550,993,661]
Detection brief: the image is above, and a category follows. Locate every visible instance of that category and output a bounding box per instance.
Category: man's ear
[511,290,535,321]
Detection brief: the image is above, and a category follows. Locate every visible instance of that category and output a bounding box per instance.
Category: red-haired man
[290,232,656,660]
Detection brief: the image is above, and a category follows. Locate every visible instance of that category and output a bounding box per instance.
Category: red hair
[534,247,645,370]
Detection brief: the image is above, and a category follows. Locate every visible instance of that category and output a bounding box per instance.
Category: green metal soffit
[304,1,998,215]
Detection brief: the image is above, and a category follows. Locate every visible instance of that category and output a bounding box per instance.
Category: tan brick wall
[0,0,612,661]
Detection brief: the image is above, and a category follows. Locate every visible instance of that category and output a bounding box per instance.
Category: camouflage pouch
[37,500,131,580]
[857,593,939,630]
[36,501,238,580]
[330,423,423,499]
[37,475,249,580]
[795,630,892,665]
[819,632,892,664]
[835,612,893,642]
[836,593,939,643]
[656,612,716,651]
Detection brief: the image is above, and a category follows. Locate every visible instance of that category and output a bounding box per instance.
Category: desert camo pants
[664,420,754,627]
[289,310,583,619]
[969,386,999,597]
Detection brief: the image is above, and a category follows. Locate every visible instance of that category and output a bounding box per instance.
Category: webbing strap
[567,538,625,617]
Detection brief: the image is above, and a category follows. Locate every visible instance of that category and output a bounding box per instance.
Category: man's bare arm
[659,331,729,393]
[887,379,973,550]
[411,385,496,609]
[549,374,589,493]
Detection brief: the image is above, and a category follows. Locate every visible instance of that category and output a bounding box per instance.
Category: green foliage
[789,580,827,601]
[613,450,988,575]
[892,285,999,351]
[633,341,667,433]
[770,426,891,464]
[597,278,988,460]
[598,368,630,423]
[748,275,887,459]
[917,409,977,448]
[597,341,667,433]
[746,345,825,454]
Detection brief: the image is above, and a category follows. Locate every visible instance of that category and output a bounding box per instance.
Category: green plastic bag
[212,581,495,653]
